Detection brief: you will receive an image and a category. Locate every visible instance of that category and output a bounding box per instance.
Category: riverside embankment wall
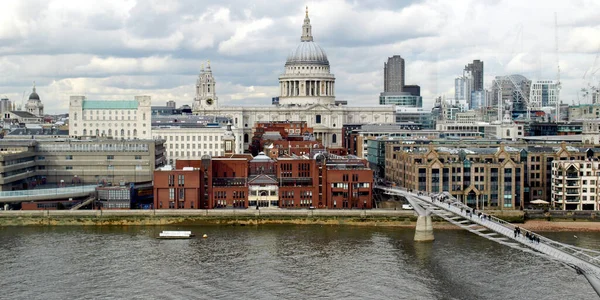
[0,209,525,226]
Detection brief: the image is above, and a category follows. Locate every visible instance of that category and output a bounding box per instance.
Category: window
[135,155,142,160]
[66,166,73,170]
[316,114,322,123]
[178,174,185,186]
[169,188,175,200]
[107,155,114,160]
[179,188,185,200]
[66,155,73,160]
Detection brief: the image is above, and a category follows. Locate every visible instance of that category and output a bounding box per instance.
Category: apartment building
[551,160,600,210]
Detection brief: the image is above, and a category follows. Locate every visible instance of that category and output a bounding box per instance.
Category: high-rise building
[455,74,473,108]
[464,60,484,91]
[470,90,486,110]
[529,80,559,108]
[384,55,405,93]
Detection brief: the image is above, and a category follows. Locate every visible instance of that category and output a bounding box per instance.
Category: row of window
[167,143,221,149]
[165,135,222,142]
[63,155,142,160]
[76,122,145,127]
[77,129,146,137]
[168,151,223,158]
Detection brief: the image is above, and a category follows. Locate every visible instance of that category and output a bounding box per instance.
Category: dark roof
[8,111,39,118]
[29,92,40,100]
[7,128,69,136]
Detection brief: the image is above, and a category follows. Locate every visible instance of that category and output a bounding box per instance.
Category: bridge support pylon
[414,215,434,242]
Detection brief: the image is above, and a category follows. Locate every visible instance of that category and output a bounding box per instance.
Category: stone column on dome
[318,81,321,96]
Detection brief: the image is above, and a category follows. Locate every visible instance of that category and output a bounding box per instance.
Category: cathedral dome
[286,41,329,66]
[29,91,40,101]
[285,7,329,66]
[28,82,40,101]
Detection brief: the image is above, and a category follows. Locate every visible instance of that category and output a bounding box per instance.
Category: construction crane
[555,12,561,123]
[492,75,531,122]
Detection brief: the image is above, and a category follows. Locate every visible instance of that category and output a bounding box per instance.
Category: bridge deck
[376,185,600,296]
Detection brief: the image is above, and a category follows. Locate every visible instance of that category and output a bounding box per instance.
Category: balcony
[212,177,247,187]
[280,177,313,187]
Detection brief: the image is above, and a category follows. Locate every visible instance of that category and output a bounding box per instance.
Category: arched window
[244,133,249,143]
[83,129,87,136]
[133,129,137,137]
[108,129,112,136]
[506,129,510,136]
[332,134,337,144]
[121,129,125,136]
[95,129,99,136]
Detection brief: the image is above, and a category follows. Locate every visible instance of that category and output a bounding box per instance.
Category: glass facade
[379,93,422,107]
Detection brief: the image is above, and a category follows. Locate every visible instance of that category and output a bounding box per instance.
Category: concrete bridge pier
[414,215,434,242]
[405,194,434,242]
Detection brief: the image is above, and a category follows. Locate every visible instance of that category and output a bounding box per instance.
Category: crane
[555,12,561,123]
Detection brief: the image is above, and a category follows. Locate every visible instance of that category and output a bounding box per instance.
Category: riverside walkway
[376,185,600,297]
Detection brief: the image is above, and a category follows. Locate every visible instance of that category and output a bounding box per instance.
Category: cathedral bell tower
[193,60,218,113]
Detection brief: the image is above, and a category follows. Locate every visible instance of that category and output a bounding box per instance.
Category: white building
[582,119,600,145]
[552,160,600,210]
[529,80,559,109]
[152,122,243,165]
[69,96,152,139]
[191,8,395,149]
[436,120,524,140]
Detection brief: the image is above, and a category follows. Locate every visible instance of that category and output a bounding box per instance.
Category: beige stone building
[387,144,525,209]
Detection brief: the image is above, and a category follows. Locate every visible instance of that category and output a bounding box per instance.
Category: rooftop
[82,100,138,110]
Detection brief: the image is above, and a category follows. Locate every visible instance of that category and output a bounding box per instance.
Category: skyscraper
[384,55,405,93]
[464,60,484,91]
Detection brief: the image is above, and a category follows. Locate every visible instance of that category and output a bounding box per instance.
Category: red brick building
[153,152,373,209]
[249,121,313,155]
[153,166,203,209]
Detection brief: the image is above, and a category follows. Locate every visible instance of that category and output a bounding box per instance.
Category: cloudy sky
[1,0,599,113]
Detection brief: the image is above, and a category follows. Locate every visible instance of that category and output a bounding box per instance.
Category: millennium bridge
[376,185,600,297]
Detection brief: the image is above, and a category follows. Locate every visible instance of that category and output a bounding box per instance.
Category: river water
[0,225,599,300]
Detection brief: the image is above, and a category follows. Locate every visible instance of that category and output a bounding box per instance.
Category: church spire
[301,6,313,42]
[32,81,36,93]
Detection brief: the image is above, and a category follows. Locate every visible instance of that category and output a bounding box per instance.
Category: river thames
[0,225,599,300]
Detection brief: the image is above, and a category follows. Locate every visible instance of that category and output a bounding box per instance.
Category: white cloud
[1,0,600,113]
